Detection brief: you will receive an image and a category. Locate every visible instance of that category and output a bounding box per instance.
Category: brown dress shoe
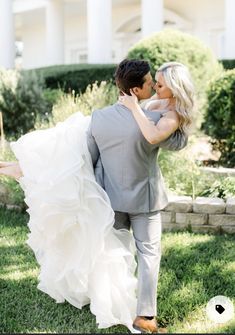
[133,316,158,333]
[158,326,168,333]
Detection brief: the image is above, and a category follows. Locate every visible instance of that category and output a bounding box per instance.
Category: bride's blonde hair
[157,62,194,133]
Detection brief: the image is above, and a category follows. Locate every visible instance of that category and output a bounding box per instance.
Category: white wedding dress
[10,112,138,332]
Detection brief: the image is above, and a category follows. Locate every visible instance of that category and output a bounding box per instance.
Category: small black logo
[215,304,225,314]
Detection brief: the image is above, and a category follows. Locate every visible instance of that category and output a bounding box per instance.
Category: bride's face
[153,72,173,100]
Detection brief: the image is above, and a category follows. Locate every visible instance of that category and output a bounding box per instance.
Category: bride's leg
[0,161,23,180]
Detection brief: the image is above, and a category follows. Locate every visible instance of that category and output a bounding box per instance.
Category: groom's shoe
[133,316,158,333]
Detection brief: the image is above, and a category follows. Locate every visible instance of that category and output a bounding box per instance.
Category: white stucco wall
[65,15,87,64]
[21,24,46,69]
[8,0,234,69]
[165,0,225,56]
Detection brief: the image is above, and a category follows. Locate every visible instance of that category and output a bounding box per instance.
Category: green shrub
[158,135,235,199]
[42,88,63,113]
[127,29,222,127]
[160,149,235,198]
[74,81,118,116]
[36,81,118,129]
[159,145,202,199]
[202,69,235,167]
[220,59,235,70]
[0,80,117,206]
[30,64,117,95]
[0,70,55,137]
[199,176,235,198]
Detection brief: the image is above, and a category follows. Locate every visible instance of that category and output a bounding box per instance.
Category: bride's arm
[119,92,179,145]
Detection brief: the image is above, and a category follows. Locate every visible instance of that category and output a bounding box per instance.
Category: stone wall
[1,180,235,234]
[161,196,235,234]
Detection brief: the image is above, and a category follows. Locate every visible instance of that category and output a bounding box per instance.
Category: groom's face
[133,72,153,100]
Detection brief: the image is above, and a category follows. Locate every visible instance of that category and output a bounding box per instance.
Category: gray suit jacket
[87,102,187,213]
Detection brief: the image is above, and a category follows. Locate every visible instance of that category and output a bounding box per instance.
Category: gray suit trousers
[114,211,162,316]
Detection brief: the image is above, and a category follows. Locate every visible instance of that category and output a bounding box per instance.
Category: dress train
[10,112,138,332]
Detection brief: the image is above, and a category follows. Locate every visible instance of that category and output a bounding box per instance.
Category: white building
[0,0,235,69]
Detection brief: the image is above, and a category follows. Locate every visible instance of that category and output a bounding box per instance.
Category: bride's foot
[0,161,17,168]
[0,162,23,180]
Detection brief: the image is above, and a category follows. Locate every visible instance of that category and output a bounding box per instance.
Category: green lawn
[0,207,235,333]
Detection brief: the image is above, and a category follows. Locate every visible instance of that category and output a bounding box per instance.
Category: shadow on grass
[0,274,130,333]
[0,207,29,228]
[1,208,234,333]
[158,232,235,333]
[219,319,235,334]
[0,209,131,333]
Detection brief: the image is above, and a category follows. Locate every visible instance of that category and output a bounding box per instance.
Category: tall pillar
[46,0,64,66]
[87,0,112,63]
[224,0,235,59]
[0,0,15,68]
[141,0,163,38]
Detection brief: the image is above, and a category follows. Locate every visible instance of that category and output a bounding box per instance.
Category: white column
[87,0,112,63]
[0,0,15,68]
[141,0,163,38]
[46,0,64,66]
[224,0,235,59]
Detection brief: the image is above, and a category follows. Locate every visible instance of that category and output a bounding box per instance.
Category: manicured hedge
[202,69,235,167]
[220,59,235,70]
[29,64,117,94]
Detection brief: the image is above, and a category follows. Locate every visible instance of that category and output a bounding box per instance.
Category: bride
[0,60,194,333]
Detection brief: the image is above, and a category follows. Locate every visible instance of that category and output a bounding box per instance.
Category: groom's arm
[86,118,105,188]
[86,122,100,167]
[157,129,188,151]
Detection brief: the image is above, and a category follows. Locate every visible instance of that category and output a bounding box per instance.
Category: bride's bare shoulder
[143,99,162,111]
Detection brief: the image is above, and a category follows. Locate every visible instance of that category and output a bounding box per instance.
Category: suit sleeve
[94,157,105,188]
[157,129,188,151]
[86,114,100,167]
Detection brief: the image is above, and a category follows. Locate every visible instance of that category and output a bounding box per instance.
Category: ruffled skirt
[10,112,138,332]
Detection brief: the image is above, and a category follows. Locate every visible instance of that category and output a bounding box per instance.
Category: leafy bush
[35,81,118,129]
[127,29,222,127]
[0,70,55,137]
[159,136,235,199]
[199,176,235,199]
[159,146,202,198]
[0,68,19,92]
[202,69,235,167]
[42,88,63,114]
[0,80,118,207]
[31,64,117,95]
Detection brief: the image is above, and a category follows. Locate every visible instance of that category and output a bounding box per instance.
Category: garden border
[161,195,235,234]
[1,182,235,234]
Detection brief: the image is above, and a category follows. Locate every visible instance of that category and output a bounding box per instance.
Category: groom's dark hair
[114,59,150,95]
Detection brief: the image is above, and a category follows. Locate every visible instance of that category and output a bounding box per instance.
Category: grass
[0,207,235,333]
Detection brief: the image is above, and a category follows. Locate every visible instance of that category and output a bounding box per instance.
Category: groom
[87,59,187,333]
